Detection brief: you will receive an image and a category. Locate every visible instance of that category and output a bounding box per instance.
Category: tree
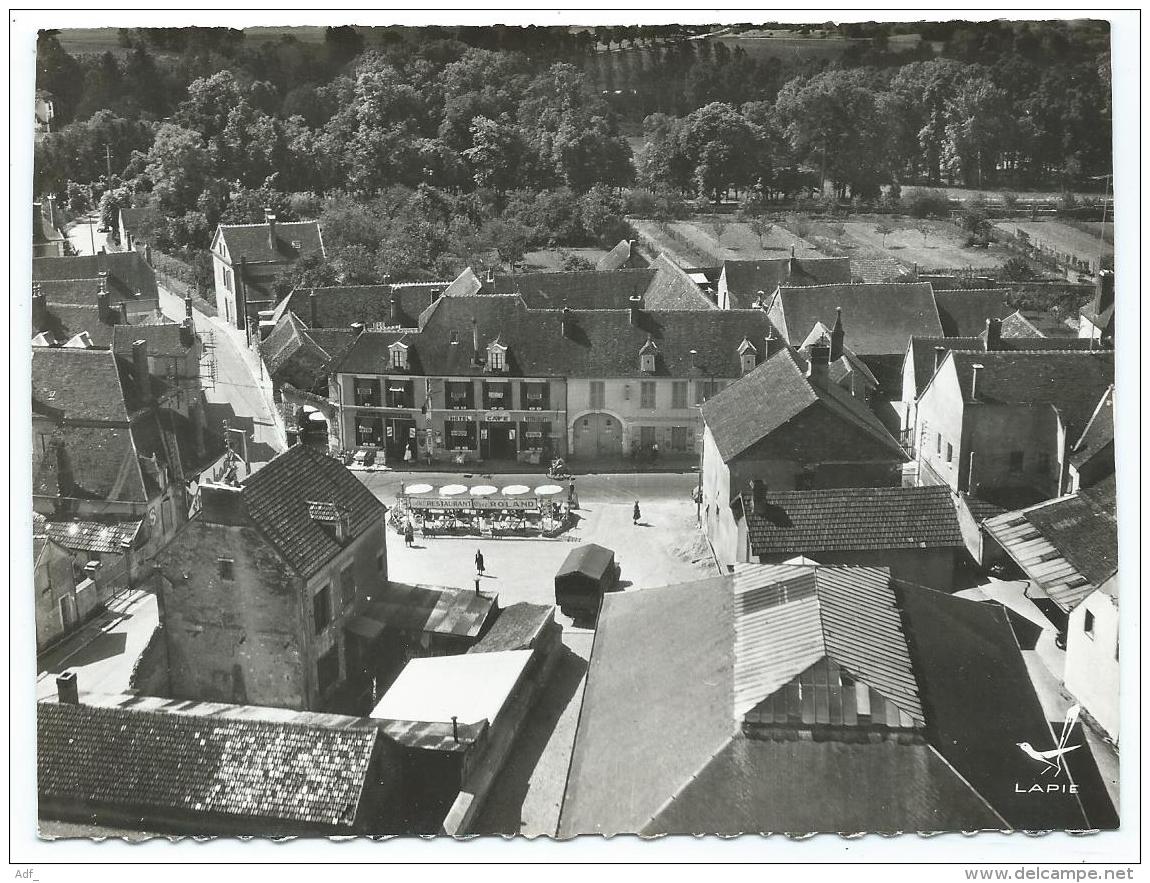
[1000,255,1034,281]
[748,216,774,249]
[678,102,762,202]
[144,124,212,214]
[481,217,529,268]
[464,116,525,194]
[875,223,895,248]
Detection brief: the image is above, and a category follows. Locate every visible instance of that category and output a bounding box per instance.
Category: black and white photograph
[11,8,1138,868]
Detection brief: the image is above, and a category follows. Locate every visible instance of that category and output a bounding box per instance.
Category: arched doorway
[572,412,623,459]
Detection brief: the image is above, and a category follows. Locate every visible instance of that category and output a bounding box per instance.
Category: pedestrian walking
[475,548,485,575]
[404,520,414,548]
[404,443,414,464]
[633,500,641,525]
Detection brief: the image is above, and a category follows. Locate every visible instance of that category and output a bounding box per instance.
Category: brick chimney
[97,280,112,325]
[970,363,983,400]
[765,325,778,358]
[807,343,830,386]
[561,307,574,338]
[472,317,480,360]
[390,290,400,326]
[265,209,277,251]
[132,340,151,405]
[628,294,643,325]
[181,296,196,345]
[985,318,1002,351]
[933,346,946,374]
[750,478,767,515]
[829,306,845,361]
[56,671,79,705]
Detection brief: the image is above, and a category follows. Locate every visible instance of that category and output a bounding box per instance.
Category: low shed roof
[556,543,615,580]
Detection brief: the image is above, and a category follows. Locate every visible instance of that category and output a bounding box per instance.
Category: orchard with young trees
[35,21,1111,288]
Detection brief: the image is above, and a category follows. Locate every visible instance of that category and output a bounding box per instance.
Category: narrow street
[63,212,109,256]
[156,283,287,469]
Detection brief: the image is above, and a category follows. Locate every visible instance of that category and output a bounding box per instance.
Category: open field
[522,247,613,272]
[993,219,1114,266]
[841,218,1011,270]
[632,217,823,267]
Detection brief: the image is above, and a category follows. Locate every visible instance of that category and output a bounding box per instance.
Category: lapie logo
[1013,704,1083,794]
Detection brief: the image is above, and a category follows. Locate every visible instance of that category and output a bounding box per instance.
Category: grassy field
[993,219,1113,266]
[631,217,822,267]
[841,218,1011,270]
[522,247,612,272]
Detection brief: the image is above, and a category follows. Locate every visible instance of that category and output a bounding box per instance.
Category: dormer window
[737,338,758,375]
[488,341,507,372]
[639,336,659,374]
[389,341,409,370]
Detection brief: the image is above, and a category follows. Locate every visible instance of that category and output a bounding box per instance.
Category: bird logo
[1016,704,1082,777]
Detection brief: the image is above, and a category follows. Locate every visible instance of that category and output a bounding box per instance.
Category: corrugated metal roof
[731,564,924,727]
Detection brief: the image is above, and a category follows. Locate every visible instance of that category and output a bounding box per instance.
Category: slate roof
[34,303,119,348]
[216,220,324,264]
[335,296,778,380]
[275,283,444,330]
[721,257,852,308]
[933,289,1014,337]
[596,239,647,270]
[768,282,943,356]
[643,737,1002,835]
[896,585,1093,830]
[741,486,964,557]
[42,518,141,554]
[237,444,386,578]
[468,603,555,653]
[33,424,147,503]
[699,348,904,463]
[1001,309,1079,339]
[1070,386,1114,469]
[33,252,159,302]
[907,336,1103,398]
[559,565,1060,836]
[112,323,194,359]
[32,347,130,423]
[37,700,379,831]
[949,350,1114,441]
[260,313,352,392]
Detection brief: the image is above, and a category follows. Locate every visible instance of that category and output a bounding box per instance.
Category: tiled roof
[949,350,1114,441]
[643,254,716,310]
[112,323,194,358]
[33,252,159,302]
[742,486,964,557]
[933,289,1014,337]
[32,424,147,503]
[897,584,1093,830]
[32,347,129,423]
[276,283,444,330]
[731,564,923,726]
[700,347,903,463]
[468,603,555,653]
[642,737,1002,835]
[34,303,118,348]
[335,296,777,380]
[260,313,347,391]
[43,518,141,553]
[238,445,386,578]
[1001,309,1079,339]
[217,220,324,264]
[721,257,852,308]
[37,700,378,831]
[1070,385,1114,468]
[559,575,735,837]
[769,282,943,355]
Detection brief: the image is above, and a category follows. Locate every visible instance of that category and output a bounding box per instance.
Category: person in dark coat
[404,520,414,548]
[475,548,485,575]
[633,501,641,525]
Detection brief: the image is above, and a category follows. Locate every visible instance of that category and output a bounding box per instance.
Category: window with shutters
[671,381,688,410]
[640,381,657,409]
[354,378,380,407]
[446,381,474,409]
[589,381,605,409]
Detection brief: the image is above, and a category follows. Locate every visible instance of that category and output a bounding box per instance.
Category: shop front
[480,414,517,461]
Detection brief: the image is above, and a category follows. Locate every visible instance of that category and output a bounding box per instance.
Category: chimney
[144,243,153,265]
[472,317,480,356]
[1095,269,1114,314]
[561,307,574,338]
[628,294,643,325]
[985,317,1002,351]
[56,671,79,705]
[32,283,47,328]
[933,346,946,374]
[431,287,442,302]
[117,302,129,325]
[451,715,459,742]
[970,363,983,400]
[265,209,277,250]
[765,326,778,358]
[754,289,767,309]
[309,290,319,328]
[689,349,699,371]
[486,267,495,285]
[350,322,365,335]
[750,478,767,515]
[45,194,56,228]
[807,343,830,386]
[790,244,796,259]
[185,295,194,322]
[132,340,151,404]
[390,290,400,326]
[829,306,845,361]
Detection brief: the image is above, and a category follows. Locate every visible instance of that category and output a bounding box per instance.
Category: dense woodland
[35,21,1112,289]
